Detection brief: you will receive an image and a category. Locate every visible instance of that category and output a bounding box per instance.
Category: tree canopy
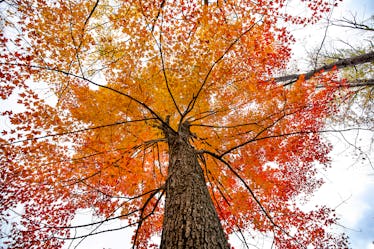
[1,0,368,248]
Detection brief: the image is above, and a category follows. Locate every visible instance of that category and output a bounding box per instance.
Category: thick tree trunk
[160,125,229,249]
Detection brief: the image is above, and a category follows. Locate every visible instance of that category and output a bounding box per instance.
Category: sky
[0,0,373,248]
[313,130,374,249]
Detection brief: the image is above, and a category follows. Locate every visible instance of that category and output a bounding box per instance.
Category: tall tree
[320,14,373,128]
[2,0,371,248]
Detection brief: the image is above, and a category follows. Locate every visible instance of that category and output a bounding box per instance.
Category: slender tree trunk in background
[160,122,230,249]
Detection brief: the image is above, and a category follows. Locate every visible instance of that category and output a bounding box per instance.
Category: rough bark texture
[160,122,230,249]
[275,51,374,85]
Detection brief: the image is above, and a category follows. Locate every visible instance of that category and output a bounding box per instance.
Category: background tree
[322,14,373,129]
[297,12,374,171]
[2,0,372,248]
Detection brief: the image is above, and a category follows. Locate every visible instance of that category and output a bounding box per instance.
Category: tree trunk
[160,124,230,249]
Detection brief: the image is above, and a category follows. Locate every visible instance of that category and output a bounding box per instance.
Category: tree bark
[275,51,374,85]
[160,122,229,249]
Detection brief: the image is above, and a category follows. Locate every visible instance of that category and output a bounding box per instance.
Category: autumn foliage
[0,0,349,248]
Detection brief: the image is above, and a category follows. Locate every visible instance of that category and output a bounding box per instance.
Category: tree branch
[132,188,164,249]
[275,51,374,85]
[220,110,295,157]
[332,16,374,32]
[203,150,305,248]
[154,14,183,116]
[219,127,373,159]
[183,19,262,117]
[0,118,157,146]
[0,62,177,135]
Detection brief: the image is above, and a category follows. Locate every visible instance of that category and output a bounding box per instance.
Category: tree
[3,0,372,248]
[320,14,373,129]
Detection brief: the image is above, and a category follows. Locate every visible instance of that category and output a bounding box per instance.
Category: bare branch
[332,15,374,31]
[313,7,333,69]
